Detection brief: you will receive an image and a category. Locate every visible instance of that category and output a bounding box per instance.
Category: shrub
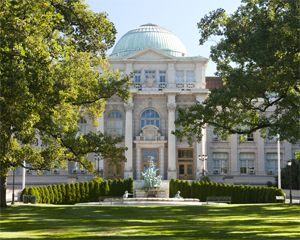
[169,179,285,203]
[20,178,132,205]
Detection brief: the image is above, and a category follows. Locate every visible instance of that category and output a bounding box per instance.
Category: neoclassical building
[9,23,300,186]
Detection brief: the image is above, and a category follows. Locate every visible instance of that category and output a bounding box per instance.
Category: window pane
[141,109,160,128]
[178,149,193,158]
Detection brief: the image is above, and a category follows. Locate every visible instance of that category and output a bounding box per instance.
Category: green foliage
[0,0,131,207]
[20,178,132,205]
[281,159,300,190]
[175,0,300,144]
[169,179,285,203]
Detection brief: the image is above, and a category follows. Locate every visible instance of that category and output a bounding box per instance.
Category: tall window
[78,117,88,134]
[133,71,141,83]
[175,70,184,83]
[107,111,123,136]
[239,152,255,174]
[212,152,228,175]
[265,152,281,175]
[140,109,160,128]
[177,149,194,179]
[159,71,166,83]
[186,70,195,83]
[142,149,159,171]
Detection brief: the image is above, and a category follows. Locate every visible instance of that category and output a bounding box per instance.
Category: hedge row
[169,179,285,203]
[21,178,133,204]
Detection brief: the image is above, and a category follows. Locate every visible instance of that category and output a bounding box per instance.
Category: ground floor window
[265,152,280,175]
[239,152,255,174]
[177,148,194,180]
[142,148,159,172]
[212,152,228,175]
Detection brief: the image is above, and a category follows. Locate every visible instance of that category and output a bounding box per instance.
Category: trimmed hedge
[21,178,133,205]
[169,179,285,203]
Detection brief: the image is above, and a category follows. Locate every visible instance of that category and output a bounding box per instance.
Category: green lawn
[0,204,299,240]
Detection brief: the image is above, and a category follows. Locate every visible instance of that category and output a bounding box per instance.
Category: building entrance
[177,148,194,180]
[142,148,159,171]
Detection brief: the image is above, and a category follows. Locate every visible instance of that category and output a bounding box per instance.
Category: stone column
[201,127,207,174]
[167,94,177,179]
[230,134,239,175]
[256,132,265,175]
[124,98,134,178]
[136,147,142,180]
[125,63,133,74]
[98,114,104,133]
[195,63,203,89]
[195,95,207,178]
[196,142,202,179]
[200,63,207,89]
[159,146,165,179]
[96,115,104,173]
[167,63,175,88]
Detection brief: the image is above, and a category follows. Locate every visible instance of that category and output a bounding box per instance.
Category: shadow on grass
[1,204,299,240]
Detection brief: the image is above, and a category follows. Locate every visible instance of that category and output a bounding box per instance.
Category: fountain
[116,156,200,205]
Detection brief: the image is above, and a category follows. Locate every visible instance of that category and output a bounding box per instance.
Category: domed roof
[110,24,187,57]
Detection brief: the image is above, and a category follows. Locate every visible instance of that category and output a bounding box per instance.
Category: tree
[281,159,300,190]
[0,0,131,207]
[175,0,299,143]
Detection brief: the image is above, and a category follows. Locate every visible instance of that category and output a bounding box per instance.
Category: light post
[277,134,281,189]
[287,160,292,204]
[198,154,208,177]
[12,168,15,205]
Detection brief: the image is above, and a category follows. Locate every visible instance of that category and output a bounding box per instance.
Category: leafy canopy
[0,0,131,174]
[175,0,299,143]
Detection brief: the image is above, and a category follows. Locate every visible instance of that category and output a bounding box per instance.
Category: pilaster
[257,132,265,175]
[159,146,165,179]
[167,94,177,179]
[124,98,134,178]
[230,134,239,175]
[136,147,142,180]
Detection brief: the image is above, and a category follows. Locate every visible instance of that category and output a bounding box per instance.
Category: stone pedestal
[134,189,168,198]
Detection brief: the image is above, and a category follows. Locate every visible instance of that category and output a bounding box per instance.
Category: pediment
[126,48,175,61]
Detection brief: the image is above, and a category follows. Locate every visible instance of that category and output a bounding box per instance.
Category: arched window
[140,109,160,128]
[107,111,123,136]
[78,117,88,134]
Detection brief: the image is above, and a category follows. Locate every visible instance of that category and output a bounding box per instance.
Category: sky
[85,0,242,76]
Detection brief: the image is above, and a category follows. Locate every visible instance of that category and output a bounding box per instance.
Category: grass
[0,203,299,239]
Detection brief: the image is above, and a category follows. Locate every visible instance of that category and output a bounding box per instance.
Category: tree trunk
[0,170,8,208]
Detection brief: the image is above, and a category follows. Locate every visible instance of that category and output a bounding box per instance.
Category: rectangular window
[178,149,193,159]
[145,70,156,80]
[247,133,254,141]
[212,152,228,175]
[133,71,141,83]
[239,152,255,174]
[265,152,283,175]
[142,149,159,171]
[186,70,195,83]
[159,71,166,83]
[175,70,184,83]
[177,148,194,180]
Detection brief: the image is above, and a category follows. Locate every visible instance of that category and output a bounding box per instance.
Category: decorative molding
[148,98,152,107]
[124,102,134,111]
[167,102,176,111]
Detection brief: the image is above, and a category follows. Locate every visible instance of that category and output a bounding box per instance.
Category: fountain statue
[142,156,162,189]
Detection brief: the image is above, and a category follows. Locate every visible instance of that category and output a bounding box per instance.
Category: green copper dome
[110,24,188,57]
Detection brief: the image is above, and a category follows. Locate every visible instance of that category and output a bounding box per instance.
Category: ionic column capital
[124,102,134,111]
[167,102,176,111]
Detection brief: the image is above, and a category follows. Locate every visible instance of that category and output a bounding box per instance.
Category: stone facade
[7,24,300,187]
